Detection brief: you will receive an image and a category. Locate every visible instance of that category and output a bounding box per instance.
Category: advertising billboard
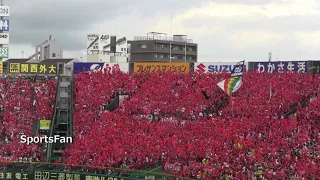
[115,36,127,53]
[0,61,2,74]
[133,62,189,73]
[73,62,129,74]
[194,62,248,73]
[9,62,58,74]
[252,61,308,73]
[40,120,51,130]
[86,34,99,53]
[0,6,9,17]
[0,47,8,58]
[0,19,9,31]
[0,33,9,44]
[99,34,111,51]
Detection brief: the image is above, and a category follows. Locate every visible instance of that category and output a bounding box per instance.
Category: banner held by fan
[217,60,245,107]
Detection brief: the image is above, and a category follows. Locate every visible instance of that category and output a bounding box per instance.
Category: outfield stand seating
[61,69,320,179]
[0,77,56,169]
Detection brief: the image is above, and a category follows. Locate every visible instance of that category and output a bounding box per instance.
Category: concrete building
[128,32,198,62]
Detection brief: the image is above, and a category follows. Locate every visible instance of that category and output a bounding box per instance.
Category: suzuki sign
[194,62,248,73]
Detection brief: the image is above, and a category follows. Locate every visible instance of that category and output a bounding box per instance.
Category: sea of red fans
[0,77,56,169]
[63,69,320,179]
[0,69,320,179]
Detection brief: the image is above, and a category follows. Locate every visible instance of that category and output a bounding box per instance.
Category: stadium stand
[0,77,56,170]
[60,69,320,179]
[1,67,320,179]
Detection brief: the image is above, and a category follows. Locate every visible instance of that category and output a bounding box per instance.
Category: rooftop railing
[133,36,193,43]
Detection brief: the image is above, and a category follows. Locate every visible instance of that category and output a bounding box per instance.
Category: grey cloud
[6,0,213,51]
[7,0,136,49]
[183,14,320,33]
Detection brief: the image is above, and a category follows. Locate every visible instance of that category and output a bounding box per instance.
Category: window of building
[52,53,56,57]
[177,55,183,59]
[159,54,164,58]
[163,54,169,58]
[139,44,147,49]
[178,46,183,50]
[154,54,158,58]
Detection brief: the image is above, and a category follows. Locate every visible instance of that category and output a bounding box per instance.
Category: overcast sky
[5,0,320,62]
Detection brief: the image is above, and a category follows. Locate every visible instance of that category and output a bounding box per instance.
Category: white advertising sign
[87,34,99,53]
[194,62,248,73]
[116,36,127,53]
[0,33,9,44]
[100,34,111,51]
[73,62,129,74]
[0,47,8,58]
[0,6,9,17]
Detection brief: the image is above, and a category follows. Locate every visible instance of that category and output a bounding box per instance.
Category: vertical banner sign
[86,34,99,54]
[0,19,9,31]
[100,34,111,51]
[0,47,8,58]
[252,61,308,73]
[0,61,3,74]
[0,6,10,17]
[115,36,127,53]
[0,33,9,44]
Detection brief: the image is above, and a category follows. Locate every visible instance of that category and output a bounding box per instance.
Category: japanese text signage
[9,63,57,74]
[0,47,8,58]
[73,62,129,74]
[0,33,9,44]
[0,20,9,31]
[34,171,127,180]
[134,62,189,73]
[0,172,30,180]
[253,61,307,73]
[87,34,99,51]
[194,62,248,73]
[0,6,9,17]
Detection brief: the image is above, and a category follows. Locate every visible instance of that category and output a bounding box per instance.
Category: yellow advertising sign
[0,61,3,74]
[134,62,189,73]
[9,63,57,74]
[40,120,51,130]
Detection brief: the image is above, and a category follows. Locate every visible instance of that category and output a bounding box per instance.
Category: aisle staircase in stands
[46,63,74,162]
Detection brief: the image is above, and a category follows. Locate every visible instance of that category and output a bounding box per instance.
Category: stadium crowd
[61,69,320,179]
[0,77,56,169]
[0,67,319,179]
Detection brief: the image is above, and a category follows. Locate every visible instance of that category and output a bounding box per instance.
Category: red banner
[162,160,184,174]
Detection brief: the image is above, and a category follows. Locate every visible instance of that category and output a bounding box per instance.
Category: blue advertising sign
[73,62,129,74]
[252,61,308,73]
[0,19,9,31]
